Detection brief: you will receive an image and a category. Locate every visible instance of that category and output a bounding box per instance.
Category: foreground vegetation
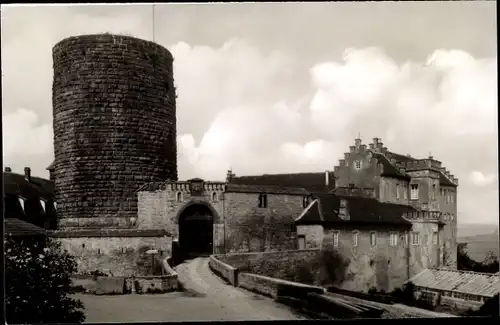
[5,236,86,324]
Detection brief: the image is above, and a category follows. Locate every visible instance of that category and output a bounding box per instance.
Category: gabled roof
[295,193,414,226]
[230,172,335,193]
[4,218,47,237]
[225,183,309,195]
[408,268,500,298]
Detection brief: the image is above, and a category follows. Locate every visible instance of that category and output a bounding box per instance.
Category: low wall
[440,296,483,312]
[209,255,238,286]
[216,249,320,282]
[54,230,172,277]
[238,272,325,299]
[71,275,125,295]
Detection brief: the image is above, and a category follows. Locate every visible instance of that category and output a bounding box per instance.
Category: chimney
[344,153,350,160]
[354,138,361,147]
[325,170,329,187]
[226,169,234,183]
[373,137,379,146]
[349,146,355,153]
[4,167,12,172]
[24,167,31,182]
[334,166,340,173]
[369,143,375,150]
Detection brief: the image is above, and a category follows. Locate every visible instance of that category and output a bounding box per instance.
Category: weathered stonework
[224,192,303,253]
[57,234,171,276]
[52,34,177,229]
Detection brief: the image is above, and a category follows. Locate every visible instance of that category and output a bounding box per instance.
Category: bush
[5,236,86,323]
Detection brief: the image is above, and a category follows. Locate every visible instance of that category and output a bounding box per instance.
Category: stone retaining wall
[208,255,238,286]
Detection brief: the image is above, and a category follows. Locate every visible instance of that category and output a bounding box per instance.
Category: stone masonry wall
[52,34,177,229]
[409,221,441,277]
[297,225,324,249]
[322,225,410,293]
[137,182,225,254]
[58,236,171,276]
[224,192,304,253]
[440,185,458,268]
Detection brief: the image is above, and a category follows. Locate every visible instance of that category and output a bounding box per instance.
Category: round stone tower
[52,34,177,229]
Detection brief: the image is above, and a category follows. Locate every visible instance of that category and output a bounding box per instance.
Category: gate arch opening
[178,203,214,258]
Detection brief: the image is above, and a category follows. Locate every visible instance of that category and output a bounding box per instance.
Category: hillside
[457,224,499,262]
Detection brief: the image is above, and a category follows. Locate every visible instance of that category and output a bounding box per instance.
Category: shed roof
[407,268,500,298]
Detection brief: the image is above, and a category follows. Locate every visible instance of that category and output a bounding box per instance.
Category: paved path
[174,257,307,321]
[76,257,305,323]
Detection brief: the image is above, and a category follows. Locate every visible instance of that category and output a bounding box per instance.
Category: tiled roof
[408,268,500,298]
[225,183,310,195]
[371,153,410,180]
[230,172,335,193]
[296,193,414,226]
[4,218,47,237]
[3,171,56,229]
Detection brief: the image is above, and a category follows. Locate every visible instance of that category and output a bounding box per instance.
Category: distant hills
[457,223,499,262]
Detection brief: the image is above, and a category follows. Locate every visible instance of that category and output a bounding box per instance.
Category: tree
[458,243,499,273]
[5,236,86,324]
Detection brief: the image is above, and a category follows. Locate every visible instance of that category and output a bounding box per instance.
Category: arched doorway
[178,204,214,258]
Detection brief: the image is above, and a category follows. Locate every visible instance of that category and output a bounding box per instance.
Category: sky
[1,2,498,225]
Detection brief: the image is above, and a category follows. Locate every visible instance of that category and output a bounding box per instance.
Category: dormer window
[354,160,361,169]
[302,196,310,208]
[40,200,46,212]
[18,197,25,211]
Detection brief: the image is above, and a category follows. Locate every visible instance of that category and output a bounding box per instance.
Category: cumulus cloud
[469,171,497,187]
[1,6,497,224]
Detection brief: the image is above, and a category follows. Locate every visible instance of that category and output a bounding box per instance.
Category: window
[290,223,297,234]
[348,183,355,189]
[53,202,57,211]
[432,184,436,200]
[396,184,400,199]
[302,196,310,208]
[450,192,454,204]
[354,160,361,169]
[212,192,218,202]
[450,214,454,221]
[353,231,359,247]
[390,232,398,246]
[410,184,419,200]
[404,185,408,200]
[40,199,46,212]
[405,233,409,246]
[411,232,420,245]
[258,194,268,208]
[333,231,339,247]
[176,192,182,202]
[298,235,306,250]
[370,232,377,246]
[433,232,438,245]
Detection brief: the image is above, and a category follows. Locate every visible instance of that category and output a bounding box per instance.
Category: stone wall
[297,225,324,249]
[378,177,410,205]
[322,225,410,293]
[224,192,303,253]
[439,185,458,268]
[57,234,171,276]
[137,181,226,254]
[52,34,177,229]
[409,221,440,277]
[218,249,320,281]
[208,255,238,286]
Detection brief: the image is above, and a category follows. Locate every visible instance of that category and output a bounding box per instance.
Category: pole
[152,4,156,43]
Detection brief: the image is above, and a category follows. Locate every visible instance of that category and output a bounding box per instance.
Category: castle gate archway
[178,203,214,258]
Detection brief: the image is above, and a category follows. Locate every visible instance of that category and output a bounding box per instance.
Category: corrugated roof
[407,268,500,298]
[4,218,47,237]
[226,183,309,195]
[296,193,414,226]
[230,172,335,193]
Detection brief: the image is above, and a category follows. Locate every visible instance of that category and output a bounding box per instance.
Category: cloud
[469,171,497,187]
